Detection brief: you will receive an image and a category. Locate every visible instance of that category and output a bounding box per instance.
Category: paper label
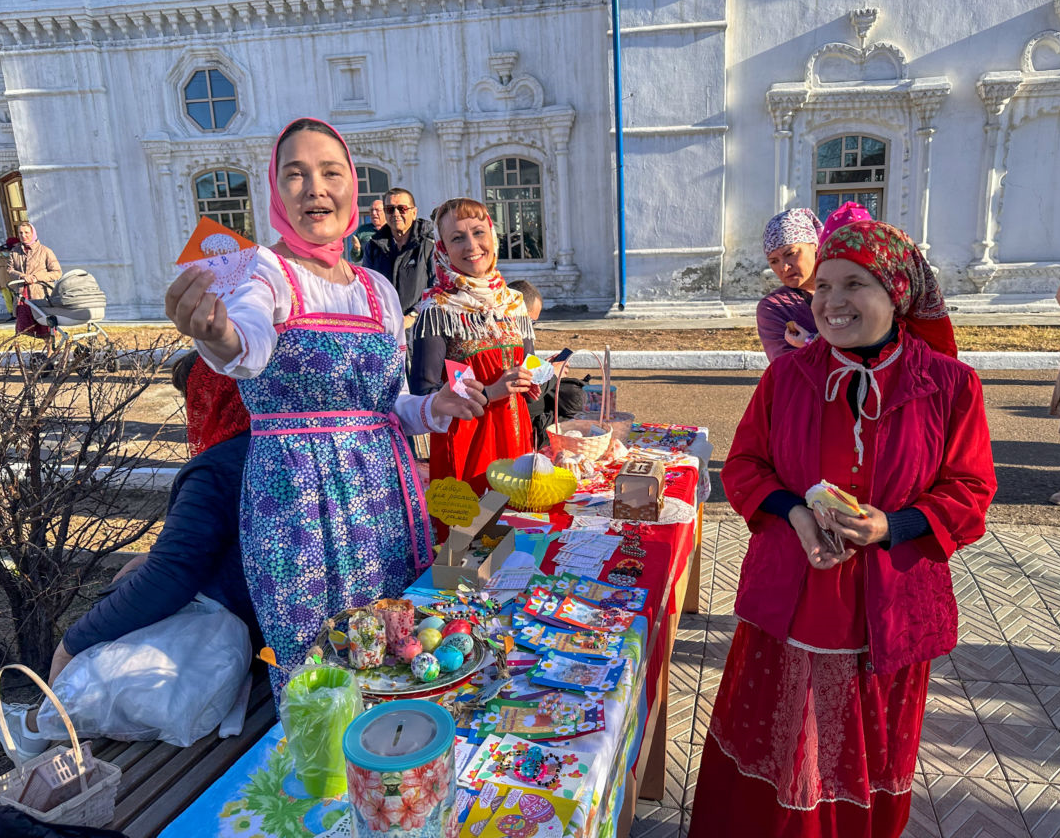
[426,477,481,527]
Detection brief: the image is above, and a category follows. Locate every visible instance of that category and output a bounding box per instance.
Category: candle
[343,701,456,836]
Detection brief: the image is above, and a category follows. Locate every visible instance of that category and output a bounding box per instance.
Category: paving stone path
[633,521,1060,837]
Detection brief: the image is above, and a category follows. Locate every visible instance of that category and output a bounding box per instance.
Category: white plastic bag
[35,595,252,747]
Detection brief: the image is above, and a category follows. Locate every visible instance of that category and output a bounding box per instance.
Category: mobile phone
[549,347,574,364]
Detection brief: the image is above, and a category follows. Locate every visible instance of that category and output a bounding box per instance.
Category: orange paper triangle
[177,217,256,265]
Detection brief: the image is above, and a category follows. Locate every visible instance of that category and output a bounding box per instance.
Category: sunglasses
[384,204,413,215]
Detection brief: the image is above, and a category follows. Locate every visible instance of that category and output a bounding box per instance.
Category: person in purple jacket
[756,208,822,362]
[1,352,260,760]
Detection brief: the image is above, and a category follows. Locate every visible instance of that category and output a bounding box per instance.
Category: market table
[115,423,711,838]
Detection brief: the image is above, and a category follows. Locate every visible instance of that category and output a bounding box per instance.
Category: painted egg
[418,628,443,653]
[442,619,473,638]
[395,635,423,664]
[417,616,445,634]
[411,652,440,682]
[439,632,474,657]
[435,645,464,673]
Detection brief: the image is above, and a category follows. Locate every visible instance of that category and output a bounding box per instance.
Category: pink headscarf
[268,118,359,267]
[18,223,38,247]
[819,201,873,245]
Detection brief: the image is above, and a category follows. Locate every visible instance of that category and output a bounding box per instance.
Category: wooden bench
[94,664,276,838]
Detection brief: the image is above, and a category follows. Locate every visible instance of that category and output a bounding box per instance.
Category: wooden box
[432,491,515,589]
[613,458,665,522]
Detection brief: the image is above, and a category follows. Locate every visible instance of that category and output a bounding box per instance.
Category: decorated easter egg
[435,645,464,673]
[418,628,443,652]
[440,632,474,657]
[441,619,472,638]
[411,652,440,682]
[416,616,445,634]
[395,635,423,664]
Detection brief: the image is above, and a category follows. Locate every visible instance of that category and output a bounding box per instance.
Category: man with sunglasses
[363,187,435,330]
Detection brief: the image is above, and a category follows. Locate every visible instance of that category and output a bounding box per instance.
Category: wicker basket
[0,664,122,827]
[546,351,613,462]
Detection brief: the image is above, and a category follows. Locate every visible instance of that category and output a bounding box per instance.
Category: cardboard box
[613,458,665,522]
[432,490,515,589]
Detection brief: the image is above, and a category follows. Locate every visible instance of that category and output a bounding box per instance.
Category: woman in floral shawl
[688,220,994,837]
[410,197,537,490]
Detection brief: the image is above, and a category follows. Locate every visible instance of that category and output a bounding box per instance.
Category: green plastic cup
[280,665,362,798]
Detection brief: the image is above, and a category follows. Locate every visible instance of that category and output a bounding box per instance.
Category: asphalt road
[615,368,1060,527]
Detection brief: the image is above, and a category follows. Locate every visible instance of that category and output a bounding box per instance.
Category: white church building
[0,0,1057,318]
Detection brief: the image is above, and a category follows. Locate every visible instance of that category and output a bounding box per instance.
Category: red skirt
[688,622,929,838]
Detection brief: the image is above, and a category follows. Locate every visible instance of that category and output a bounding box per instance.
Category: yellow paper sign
[425,477,481,527]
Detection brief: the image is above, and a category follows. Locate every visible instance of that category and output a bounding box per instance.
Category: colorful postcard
[572,576,649,611]
[176,217,259,298]
[460,783,578,838]
[477,692,606,740]
[554,596,636,634]
[516,623,624,661]
[468,735,593,800]
[528,650,627,694]
[445,359,478,398]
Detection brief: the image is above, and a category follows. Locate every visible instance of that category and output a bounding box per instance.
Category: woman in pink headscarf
[165,118,486,694]
[5,221,61,338]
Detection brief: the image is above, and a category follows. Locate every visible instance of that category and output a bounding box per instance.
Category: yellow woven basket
[486,460,578,512]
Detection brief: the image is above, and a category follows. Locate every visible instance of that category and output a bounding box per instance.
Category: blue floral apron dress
[237,257,432,696]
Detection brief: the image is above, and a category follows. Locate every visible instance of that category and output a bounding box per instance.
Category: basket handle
[0,664,90,794]
[551,351,607,431]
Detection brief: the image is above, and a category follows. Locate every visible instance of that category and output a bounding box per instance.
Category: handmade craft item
[613,458,666,521]
[529,650,627,693]
[419,628,444,653]
[441,632,475,657]
[436,645,465,673]
[618,525,647,559]
[516,624,624,661]
[309,608,387,671]
[418,616,446,634]
[446,359,478,399]
[477,691,606,740]
[462,735,593,800]
[343,700,457,836]
[412,652,442,683]
[553,596,636,634]
[461,784,579,838]
[176,217,260,298]
[573,576,648,611]
[443,619,474,638]
[395,635,423,663]
[372,598,416,656]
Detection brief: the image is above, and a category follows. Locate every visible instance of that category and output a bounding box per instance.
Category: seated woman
[410,198,537,490]
[0,351,259,760]
[756,208,821,362]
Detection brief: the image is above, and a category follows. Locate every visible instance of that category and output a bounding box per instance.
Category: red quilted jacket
[722,330,996,674]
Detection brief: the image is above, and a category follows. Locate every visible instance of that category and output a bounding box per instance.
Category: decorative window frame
[811,132,890,221]
[326,55,373,120]
[190,166,256,240]
[165,48,252,138]
[766,26,950,257]
[433,52,580,306]
[969,18,1060,292]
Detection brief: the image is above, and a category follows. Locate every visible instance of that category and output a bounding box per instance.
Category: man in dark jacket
[363,188,435,329]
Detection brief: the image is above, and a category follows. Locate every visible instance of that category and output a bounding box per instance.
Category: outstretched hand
[432,380,488,423]
[165,265,235,343]
[789,505,855,570]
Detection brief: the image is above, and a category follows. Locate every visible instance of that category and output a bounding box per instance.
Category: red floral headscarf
[816,220,957,357]
[185,358,251,456]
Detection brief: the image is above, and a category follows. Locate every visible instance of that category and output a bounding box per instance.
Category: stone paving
[631,520,1060,838]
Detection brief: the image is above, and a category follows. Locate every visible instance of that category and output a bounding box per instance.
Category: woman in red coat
[688,220,995,837]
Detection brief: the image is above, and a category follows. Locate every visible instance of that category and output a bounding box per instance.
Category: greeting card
[469,735,593,800]
[516,623,624,661]
[572,576,648,611]
[477,691,606,740]
[460,784,578,838]
[175,217,259,297]
[445,359,478,398]
[528,650,627,694]
[554,596,635,634]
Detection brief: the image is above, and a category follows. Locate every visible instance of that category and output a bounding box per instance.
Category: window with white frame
[355,165,390,214]
[483,157,544,261]
[194,170,254,240]
[183,69,238,132]
[813,135,887,221]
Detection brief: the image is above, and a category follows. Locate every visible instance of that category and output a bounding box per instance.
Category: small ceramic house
[613,458,665,521]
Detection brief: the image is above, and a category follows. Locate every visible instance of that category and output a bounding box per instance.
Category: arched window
[0,172,28,239]
[183,69,238,131]
[194,170,254,240]
[483,157,544,261]
[813,135,887,221]
[355,165,390,214]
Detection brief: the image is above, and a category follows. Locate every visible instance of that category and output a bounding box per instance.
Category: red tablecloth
[538,465,698,711]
